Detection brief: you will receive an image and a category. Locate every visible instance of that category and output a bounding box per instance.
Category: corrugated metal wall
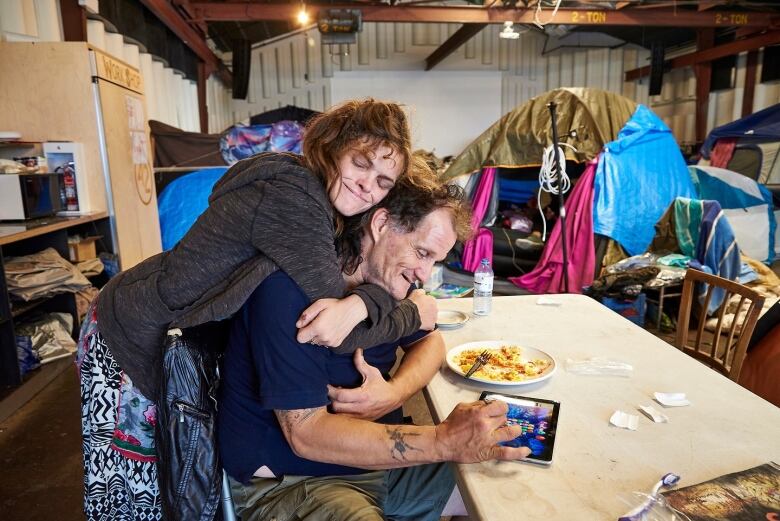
[0,0,232,134]
[237,22,780,149]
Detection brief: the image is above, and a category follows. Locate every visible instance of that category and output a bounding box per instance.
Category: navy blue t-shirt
[217,271,429,484]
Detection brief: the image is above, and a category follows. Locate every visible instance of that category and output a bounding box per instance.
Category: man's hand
[328,349,402,421]
[296,295,368,347]
[434,400,531,463]
[408,289,437,331]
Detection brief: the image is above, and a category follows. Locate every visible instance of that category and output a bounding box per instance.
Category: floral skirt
[77,303,163,520]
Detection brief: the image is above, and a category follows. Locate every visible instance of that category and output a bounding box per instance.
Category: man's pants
[229,463,456,521]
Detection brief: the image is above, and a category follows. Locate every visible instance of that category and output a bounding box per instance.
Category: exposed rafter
[189,4,776,28]
[425,23,487,71]
[624,29,780,81]
[140,0,232,86]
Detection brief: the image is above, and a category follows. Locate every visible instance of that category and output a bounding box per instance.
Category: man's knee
[295,479,385,521]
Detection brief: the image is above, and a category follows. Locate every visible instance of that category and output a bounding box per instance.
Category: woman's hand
[327,349,403,421]
[408,289,438,330]
[296,294,368,347]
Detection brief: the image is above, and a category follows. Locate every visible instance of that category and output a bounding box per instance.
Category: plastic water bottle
[473,258,493,316]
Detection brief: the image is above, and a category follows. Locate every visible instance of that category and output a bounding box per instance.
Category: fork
[464,350,492,379]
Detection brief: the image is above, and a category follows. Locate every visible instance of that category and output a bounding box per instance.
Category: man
[217,179,530,521]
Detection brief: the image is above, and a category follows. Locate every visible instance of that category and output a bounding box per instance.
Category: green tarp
[442,88,638,181]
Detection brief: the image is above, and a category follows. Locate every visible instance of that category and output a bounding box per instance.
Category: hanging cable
[537,142,577,241]
[533,0,563,29]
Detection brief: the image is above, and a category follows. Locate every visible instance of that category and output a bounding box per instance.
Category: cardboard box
[68,236,101,262]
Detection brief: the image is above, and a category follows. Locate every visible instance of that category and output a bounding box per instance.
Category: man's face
[363,208,457,300]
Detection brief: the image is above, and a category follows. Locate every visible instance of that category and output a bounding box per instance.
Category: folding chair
[675,269,765,381]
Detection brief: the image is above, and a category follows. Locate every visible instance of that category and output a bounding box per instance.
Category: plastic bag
[565,357,633,377]
[617,491,691,521]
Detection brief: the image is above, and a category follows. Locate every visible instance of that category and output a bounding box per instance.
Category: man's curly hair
[338,155,473,275]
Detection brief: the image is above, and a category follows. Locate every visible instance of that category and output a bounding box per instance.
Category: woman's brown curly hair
[301,98,412,214]
[338,156,473,275]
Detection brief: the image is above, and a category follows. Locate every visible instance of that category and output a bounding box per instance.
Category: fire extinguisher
[56,162,79,211]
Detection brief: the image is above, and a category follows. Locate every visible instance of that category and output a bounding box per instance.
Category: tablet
[480,392,560,466]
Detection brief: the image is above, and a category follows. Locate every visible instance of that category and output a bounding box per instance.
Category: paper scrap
[639,405,669,423]
[654,392,691,407]
[610,410,639,431]
[537,296,562,306]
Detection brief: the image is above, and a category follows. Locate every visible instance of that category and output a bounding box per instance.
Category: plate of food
[446,340,556,385]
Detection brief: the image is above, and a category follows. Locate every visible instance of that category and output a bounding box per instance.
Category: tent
[688,165,776,264]
[442,88,638,181]
[442,88,695,294]
[700,102,780,187]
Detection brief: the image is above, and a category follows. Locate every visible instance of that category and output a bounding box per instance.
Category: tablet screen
[481,392,560,464]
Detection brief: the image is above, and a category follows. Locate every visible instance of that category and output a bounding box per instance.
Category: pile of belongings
[585,266,660,300]
[4,247,90,303]
[220,120,304,164]
[16,312,76,375]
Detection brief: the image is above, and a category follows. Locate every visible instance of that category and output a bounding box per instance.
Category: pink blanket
[510,159,598,294]
[461,167,496,272]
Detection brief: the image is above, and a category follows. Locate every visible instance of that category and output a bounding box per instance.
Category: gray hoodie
[96,153,420,400]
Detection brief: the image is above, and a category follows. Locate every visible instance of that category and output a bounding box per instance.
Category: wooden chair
[675,269,765,381]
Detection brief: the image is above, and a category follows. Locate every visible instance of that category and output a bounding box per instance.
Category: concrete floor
[0,367,83,521]
[0,358,436,521]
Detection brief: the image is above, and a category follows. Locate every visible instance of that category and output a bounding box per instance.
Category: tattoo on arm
[276,408,321,435]
[385,426,422,461]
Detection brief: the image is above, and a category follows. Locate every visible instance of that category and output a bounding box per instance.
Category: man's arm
[275,399,529,470]
[327,330,445,420]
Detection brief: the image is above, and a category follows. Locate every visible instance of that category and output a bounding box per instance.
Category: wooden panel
[97,79,161,269]
[0,42,107,213]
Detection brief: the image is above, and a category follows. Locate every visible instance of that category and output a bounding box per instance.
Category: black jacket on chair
[156,323,228,521]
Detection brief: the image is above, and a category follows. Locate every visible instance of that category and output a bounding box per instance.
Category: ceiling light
[499,21,520,40]
[297,7,310,25]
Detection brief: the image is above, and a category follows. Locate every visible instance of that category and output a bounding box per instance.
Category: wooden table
[425,294,780,520]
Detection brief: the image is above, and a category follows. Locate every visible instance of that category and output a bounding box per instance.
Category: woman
[77,99,436,520]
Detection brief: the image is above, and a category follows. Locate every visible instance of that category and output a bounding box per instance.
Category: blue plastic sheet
[592,106,696,256]
[157,167,228,250]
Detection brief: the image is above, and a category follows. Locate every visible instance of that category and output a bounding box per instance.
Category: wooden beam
[140,0,231,86]
[425,23,486,71]
[197,61,208,133]
[190,4,775,28]
[695,29,714,144]
[742,50,759,117]
[698,1,728,12]
[625,29,780,81]
[59,0,87,41]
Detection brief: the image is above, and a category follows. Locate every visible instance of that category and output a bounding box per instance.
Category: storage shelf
[0,211,108,246]
[10,299,48,318]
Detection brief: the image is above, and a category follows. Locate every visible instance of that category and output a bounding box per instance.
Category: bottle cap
[481,258,490,265]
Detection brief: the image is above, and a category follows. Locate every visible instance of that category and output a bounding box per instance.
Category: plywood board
[97,79,161,269]
[0,42,107,213]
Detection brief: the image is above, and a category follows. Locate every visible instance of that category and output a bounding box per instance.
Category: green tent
[442,87,638,181]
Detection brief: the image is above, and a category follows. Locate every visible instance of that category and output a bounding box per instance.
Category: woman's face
[330,144,403,216]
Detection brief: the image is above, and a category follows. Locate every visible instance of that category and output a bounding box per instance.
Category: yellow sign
[715,13,749,25]
[93,49,144,94]
[571,11,607,24]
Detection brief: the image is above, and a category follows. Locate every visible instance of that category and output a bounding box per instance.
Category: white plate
[436,310,469,329]
[446,340,557,386]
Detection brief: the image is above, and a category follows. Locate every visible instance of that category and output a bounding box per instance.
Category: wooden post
[742,50,759,117]
[695,29,715,145]
[59,0,86,41]
[197,61,209,133]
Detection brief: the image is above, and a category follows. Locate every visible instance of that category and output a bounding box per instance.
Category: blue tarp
[593,105,696,256]
[701,102,780,158]
[157,167,228,250]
